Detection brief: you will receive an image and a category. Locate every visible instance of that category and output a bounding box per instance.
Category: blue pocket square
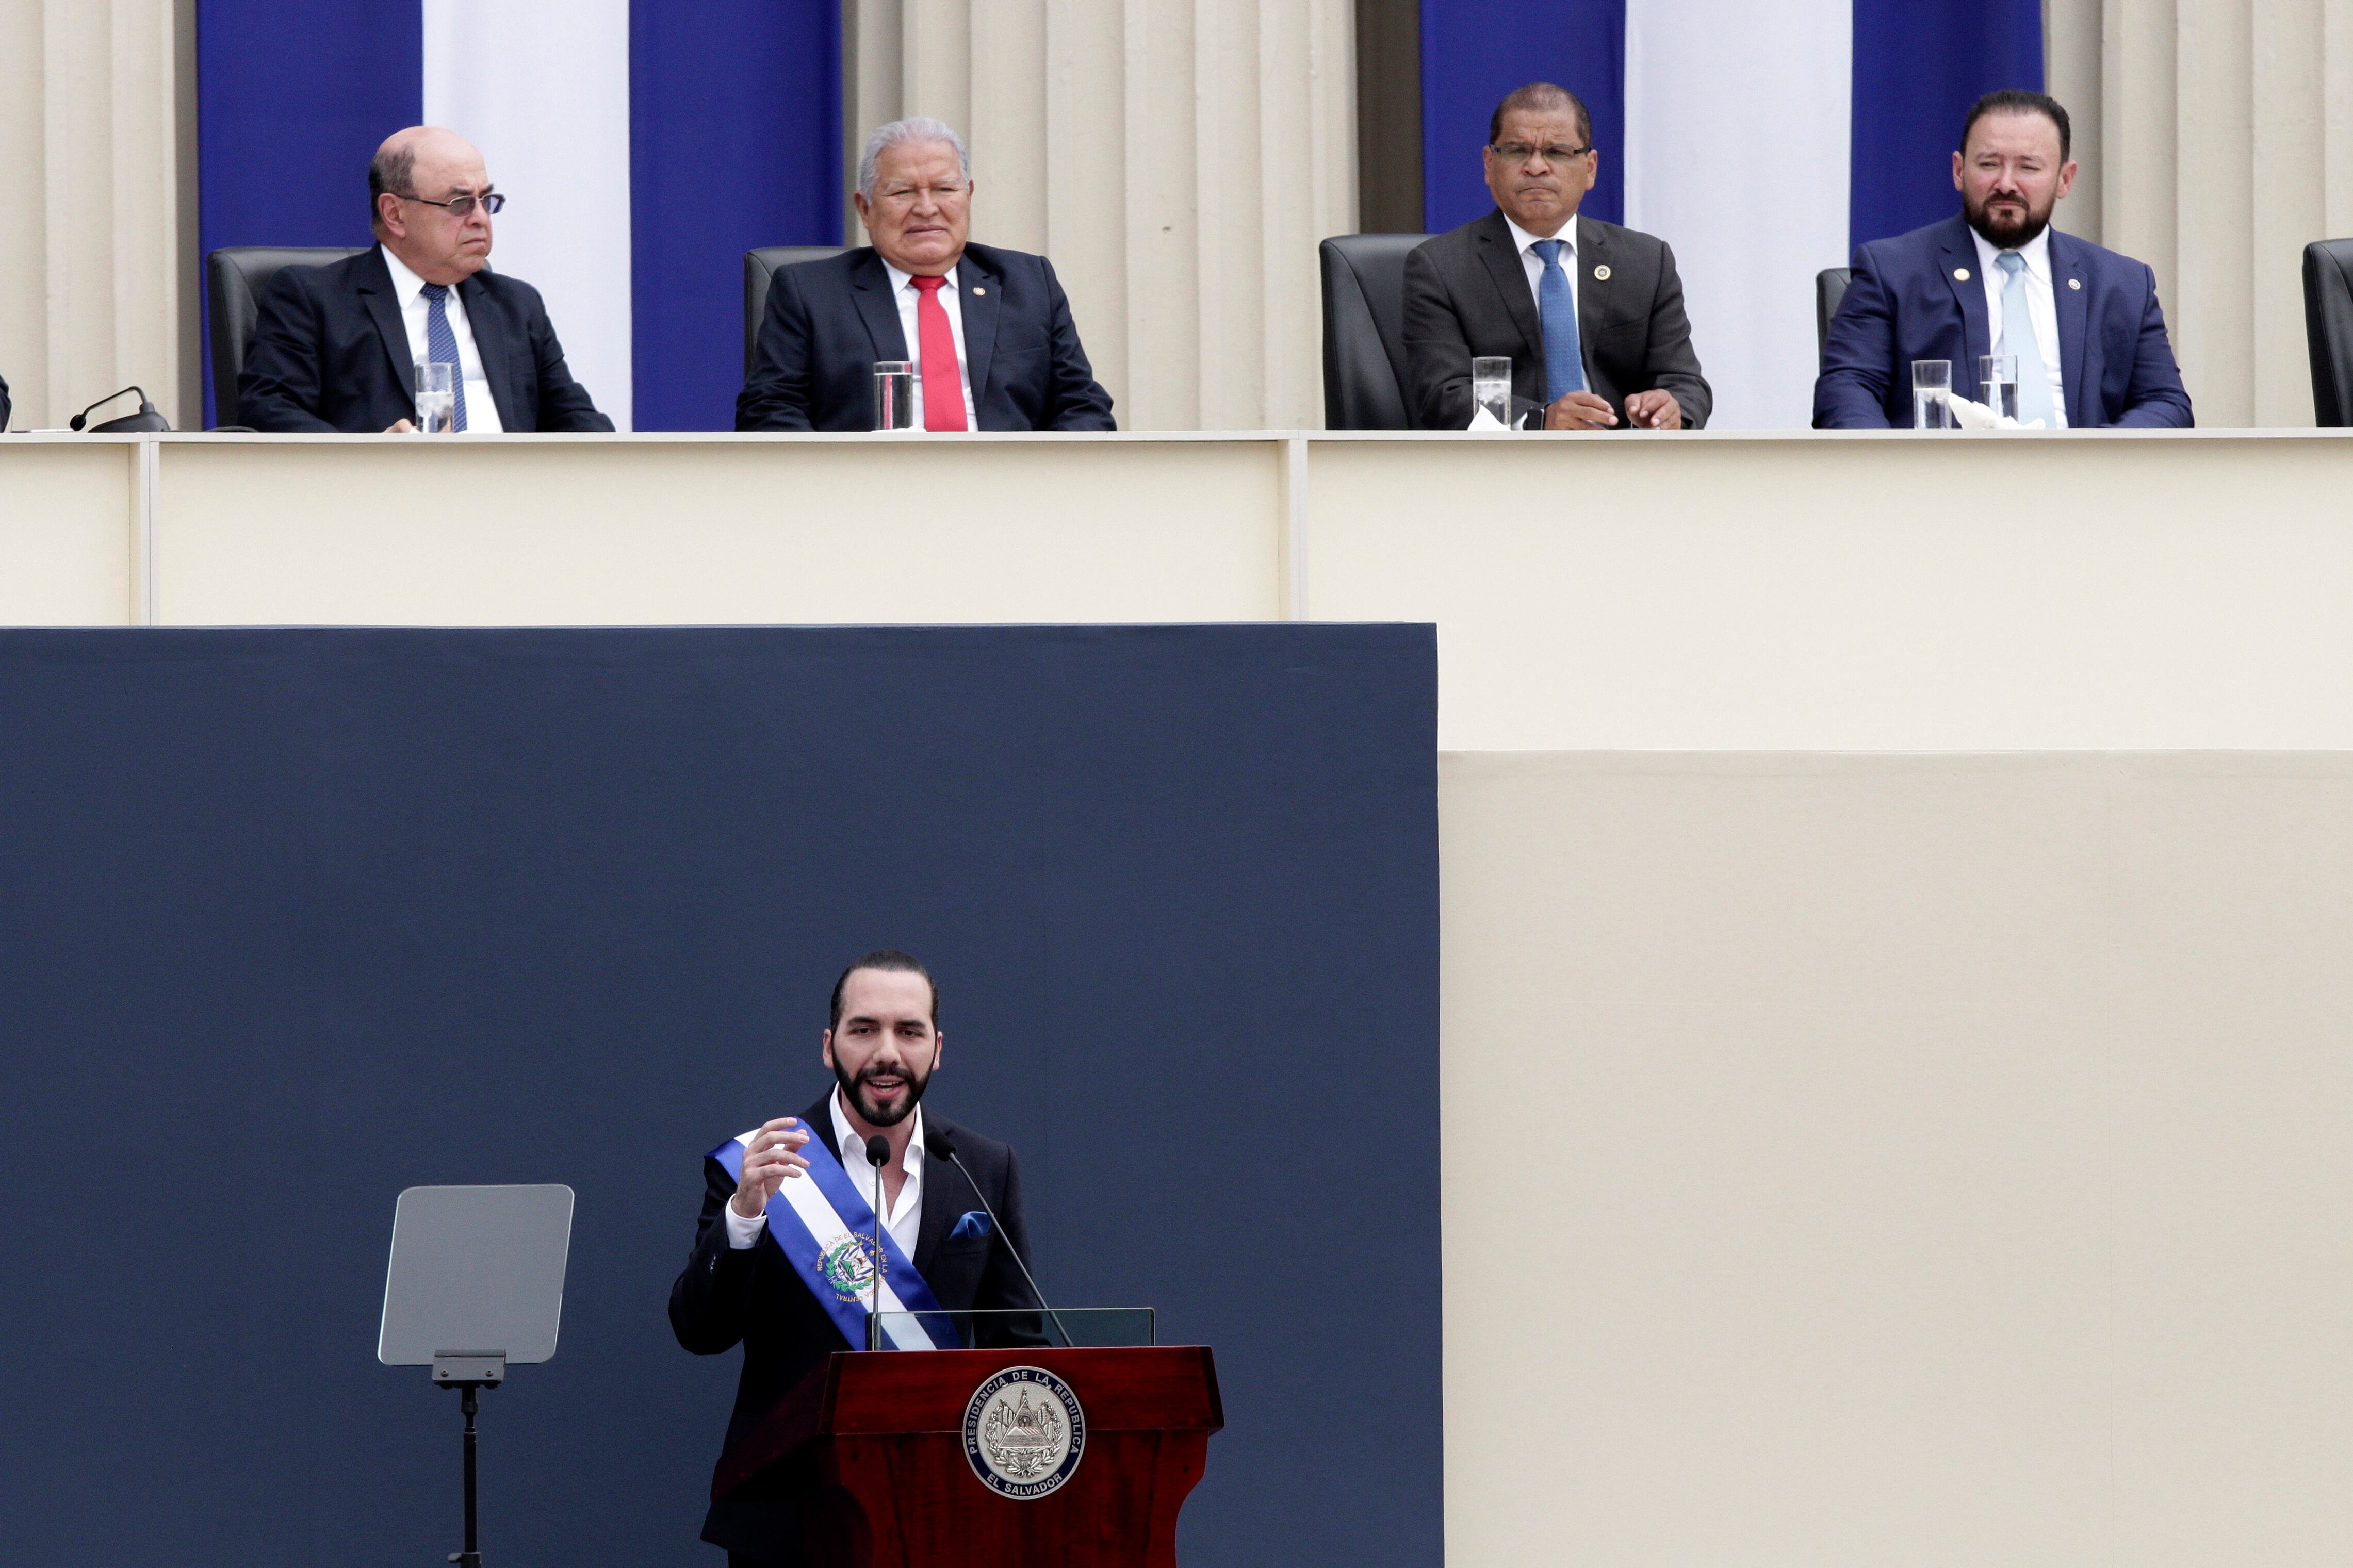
[949,1209,992,1241]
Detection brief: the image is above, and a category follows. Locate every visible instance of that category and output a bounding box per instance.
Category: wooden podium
[713,1346,1223,1568]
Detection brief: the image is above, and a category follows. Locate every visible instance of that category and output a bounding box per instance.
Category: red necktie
[911,275,968,431]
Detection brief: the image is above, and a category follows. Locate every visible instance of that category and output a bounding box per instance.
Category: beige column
[2053,0,2353,426]
[0,0,187,431]
[845,0,1357,429]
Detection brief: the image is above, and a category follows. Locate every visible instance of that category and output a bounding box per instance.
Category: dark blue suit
[1,371,10,430]
[737,244,1115,431]
[1815,214,2193,429]
[239,247,612,433]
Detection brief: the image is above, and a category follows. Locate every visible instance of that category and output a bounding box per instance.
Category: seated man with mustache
[1815,89,2192,428]
[669,950,1047,1567]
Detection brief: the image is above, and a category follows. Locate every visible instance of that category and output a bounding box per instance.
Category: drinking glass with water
[414,362,457,433]
[1910,359,1952,430]
[872,361,916,431]
[1979,355,2019,422]
[1470,357,1512,428]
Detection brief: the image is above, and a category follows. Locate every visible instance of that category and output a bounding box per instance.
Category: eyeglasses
[871,182,971,206]
[1486,142,1593,166]
[399,190,507,218]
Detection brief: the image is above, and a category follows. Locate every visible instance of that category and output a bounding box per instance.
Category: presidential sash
[712,1124,946,1350]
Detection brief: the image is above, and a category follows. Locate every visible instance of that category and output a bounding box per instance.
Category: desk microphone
[864,1135,890,1348]
[929,1125,1073,1347]
[70,386,171,432]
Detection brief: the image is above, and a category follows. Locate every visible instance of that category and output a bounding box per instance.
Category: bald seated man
[238,127,611,432]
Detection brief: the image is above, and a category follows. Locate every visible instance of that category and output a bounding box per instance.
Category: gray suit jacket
[1403,208,1711,430]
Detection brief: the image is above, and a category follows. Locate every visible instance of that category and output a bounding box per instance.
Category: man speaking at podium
[670,950,1044,1564]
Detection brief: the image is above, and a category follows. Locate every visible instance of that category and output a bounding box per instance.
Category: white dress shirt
[378,244,504,433]
[884,260,980,430]
[1969,226,2067,427]
[723,1093,926,1258]
[1502,213,1581,323]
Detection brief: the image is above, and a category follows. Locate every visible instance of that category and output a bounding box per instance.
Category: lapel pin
[2067,277,2082,290]
[972,286,986,295]
[1954,267,1971,282]
[1592,264,1611,281]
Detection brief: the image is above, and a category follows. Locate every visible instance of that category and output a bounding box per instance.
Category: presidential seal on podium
[963,1365,1087,1498]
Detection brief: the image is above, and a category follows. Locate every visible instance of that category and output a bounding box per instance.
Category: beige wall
[1441,750,2353,1568]
[14,428,2353,749]
[2046,0,2353,426]
[0,0,190,432]
[844,0,1357,430]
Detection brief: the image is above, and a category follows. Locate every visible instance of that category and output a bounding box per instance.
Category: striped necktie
[420,283,470,432]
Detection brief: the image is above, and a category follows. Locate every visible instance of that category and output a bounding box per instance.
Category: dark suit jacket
[1815,214,2193,429]
[669,1097,1042,1560]
[1,372,11,430]
[237,246,612,433]
[736,244,1115,431]
[1403,209,1712,430]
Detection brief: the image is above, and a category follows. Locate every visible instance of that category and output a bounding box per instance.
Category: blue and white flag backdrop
[1421,0,2041,428]
[198,0,841,431]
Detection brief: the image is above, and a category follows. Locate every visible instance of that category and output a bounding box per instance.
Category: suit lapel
[800,1095,841,1165]
[912,1112,961,1276]
[1575,215,1609,386]
[353,249,416,415]
[1475,210,1545,366]
[1938,217,1991,371]
[2049,228,2091,427]
[956,253,1001,417]
[848,251,910,359]
[457,274,524,431]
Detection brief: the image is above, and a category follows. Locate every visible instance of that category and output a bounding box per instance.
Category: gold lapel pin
[972,286,986,295]
[2067,277,2081,290]
[1954,267,1971,282]
[1592,264,1612,281]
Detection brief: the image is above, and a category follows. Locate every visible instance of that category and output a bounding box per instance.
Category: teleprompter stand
[378,1184,576,1568]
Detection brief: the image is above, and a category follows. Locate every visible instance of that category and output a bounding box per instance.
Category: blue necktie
[420,283,470,432]
[1995,251,2056,427]
[1530,238,1585,403]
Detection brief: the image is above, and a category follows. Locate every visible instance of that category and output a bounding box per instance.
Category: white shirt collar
[831,1087,926,1176]
[1970,223,2052,282]
[1502,212,1576,260]
[378,243,440,308]
[883,259,961,296]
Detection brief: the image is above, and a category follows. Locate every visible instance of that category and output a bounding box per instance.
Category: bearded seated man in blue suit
[239,126,611,434]
[1815,90,2192,430]
[738,117,1115,433]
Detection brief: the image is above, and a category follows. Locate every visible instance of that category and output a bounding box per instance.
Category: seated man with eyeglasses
[738,116,1115,432]
[1404,82,1710,431]
[238,126,612,433]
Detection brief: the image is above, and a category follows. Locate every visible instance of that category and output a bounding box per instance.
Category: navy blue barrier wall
[0,626,1437,1568]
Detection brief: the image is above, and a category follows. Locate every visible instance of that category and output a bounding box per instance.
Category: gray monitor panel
[378,1183,575,1366]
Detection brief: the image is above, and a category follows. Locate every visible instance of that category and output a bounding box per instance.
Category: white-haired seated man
[737,117,1115,431]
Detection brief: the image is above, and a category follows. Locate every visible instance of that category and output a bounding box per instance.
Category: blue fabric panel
[629,2,841,431]
[0,625,1440,1568]
[195,1,422,426]
[1849,0,2044,248]
[1419,0,1625,234]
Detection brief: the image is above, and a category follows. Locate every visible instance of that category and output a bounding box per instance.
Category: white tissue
[1467,403,1509,431]
[1943,393,2046,432]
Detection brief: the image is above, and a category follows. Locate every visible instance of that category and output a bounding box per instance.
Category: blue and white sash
[712,1125,946,1350]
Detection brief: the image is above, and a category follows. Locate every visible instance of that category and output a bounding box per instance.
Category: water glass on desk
[1470,357,1512,428]
[872,361,916,431]
[414,362,457,433]
[1911,359,1953,430]
[1979,355,2019,422]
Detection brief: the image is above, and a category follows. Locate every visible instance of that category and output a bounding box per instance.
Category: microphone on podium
[928,1125,1072,1347]
[864,1135,890,1347]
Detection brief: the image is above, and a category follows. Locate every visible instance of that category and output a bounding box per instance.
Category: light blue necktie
[1530,238,1586,403]
[420,283,470,432]
[1995,251,2055,427]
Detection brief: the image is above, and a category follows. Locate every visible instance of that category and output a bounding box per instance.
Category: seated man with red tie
[737,118,1116,432]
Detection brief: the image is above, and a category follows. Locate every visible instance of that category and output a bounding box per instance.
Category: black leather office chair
[2303,239,2353,427]
[744,246,852,373]
[1816,267,1852,369]
[206,246,369,426]
[1320,234,1430,429]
